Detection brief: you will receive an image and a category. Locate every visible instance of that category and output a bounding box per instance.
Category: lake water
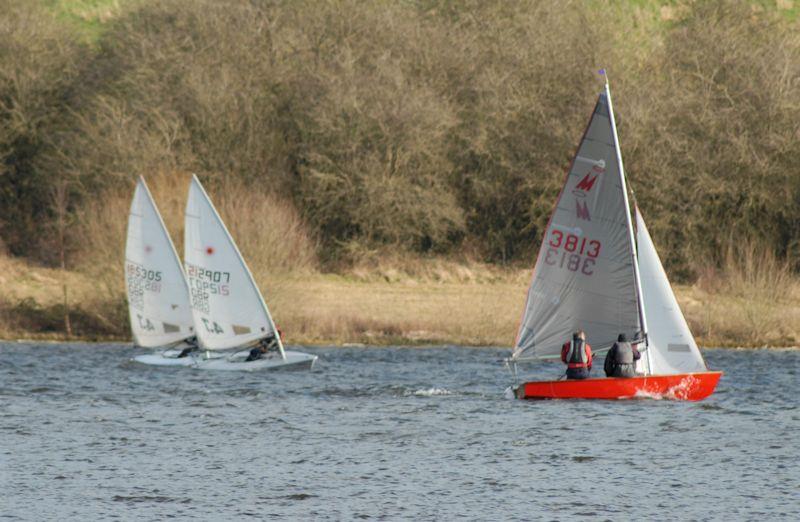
[0,343,797,520]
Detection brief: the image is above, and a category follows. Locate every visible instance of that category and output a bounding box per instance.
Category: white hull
[132,348,224,367]
[132,348,317,371]
[196,350,318,371]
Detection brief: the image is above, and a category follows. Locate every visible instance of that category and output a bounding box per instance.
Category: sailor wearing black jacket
[604,333,641,377]
[245,335,279,362]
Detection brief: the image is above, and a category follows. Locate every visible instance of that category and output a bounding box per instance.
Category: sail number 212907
[544,229,601,275]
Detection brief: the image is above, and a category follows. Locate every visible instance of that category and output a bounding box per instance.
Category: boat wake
[632,389,664,400]
[404,387,454,397]
[633,375,700,401]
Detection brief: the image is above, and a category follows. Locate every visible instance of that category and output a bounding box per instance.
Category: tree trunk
[54,180,73,338]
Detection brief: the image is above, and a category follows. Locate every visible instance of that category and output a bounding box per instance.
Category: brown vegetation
[2,0,798,274]
[0,254,122,339]
[0,0,85,259]
[1,252,797,347]
[689,240,800,346]
[0,1,799,346]
[70,170,317,332]
[622,0,800,277]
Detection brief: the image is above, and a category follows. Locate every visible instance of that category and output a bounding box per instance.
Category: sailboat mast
[603,79,652,375]
[265,305,287,360]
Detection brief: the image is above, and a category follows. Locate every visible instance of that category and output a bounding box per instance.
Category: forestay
[513,88,642,361]
[125,177,195,348]
[636,209,707,374]
[184,175,279,352]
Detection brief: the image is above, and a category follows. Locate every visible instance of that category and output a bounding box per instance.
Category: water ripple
[0,343,797,520]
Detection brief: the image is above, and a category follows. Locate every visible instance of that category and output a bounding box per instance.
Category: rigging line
[604,81,652,375]
[625,181,651,353]
[504,358,519,386]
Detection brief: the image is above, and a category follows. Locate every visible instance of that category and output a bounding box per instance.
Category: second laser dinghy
[127,177,222,366]
[508,78,721,401]
[184,175,317,371]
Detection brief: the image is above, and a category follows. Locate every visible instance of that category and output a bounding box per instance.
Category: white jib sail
[125,177,195,348]
[635,208,707,374]
[184,175,282,353]
[513,89,642,361]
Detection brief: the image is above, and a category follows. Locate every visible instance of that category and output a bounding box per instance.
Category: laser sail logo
[571,159,606,221]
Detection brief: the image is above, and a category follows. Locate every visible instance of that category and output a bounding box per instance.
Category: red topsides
[515,371,722,401]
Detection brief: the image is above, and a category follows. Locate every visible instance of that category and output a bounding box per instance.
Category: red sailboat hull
[515,371,722,401]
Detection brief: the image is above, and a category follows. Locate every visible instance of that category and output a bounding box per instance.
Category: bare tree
[51,179,73,337]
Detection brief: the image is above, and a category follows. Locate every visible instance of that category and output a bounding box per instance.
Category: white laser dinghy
[126,177,220,366]
[184,175,317,371]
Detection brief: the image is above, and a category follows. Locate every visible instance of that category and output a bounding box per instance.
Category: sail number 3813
[544,230,601,275]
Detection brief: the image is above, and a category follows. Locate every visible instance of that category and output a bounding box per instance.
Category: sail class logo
[574,173,598,192]
[572,159,605,221]
[576,200,591,221]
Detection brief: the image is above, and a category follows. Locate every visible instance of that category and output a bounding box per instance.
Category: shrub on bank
[0,0,85,260]
[0,0,798,278]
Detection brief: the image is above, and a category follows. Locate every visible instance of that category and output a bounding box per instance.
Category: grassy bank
[2,253,797,348]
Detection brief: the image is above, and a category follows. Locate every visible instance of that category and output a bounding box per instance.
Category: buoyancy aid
[566,338,590,369]
[613,341,634,364]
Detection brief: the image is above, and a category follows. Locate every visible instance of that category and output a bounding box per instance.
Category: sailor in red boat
[604,333,641,378]
[561,330,592,379]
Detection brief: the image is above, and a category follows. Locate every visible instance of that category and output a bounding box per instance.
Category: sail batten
[513,89,642,361]
[125,178,194,348]
[184,175,284,356]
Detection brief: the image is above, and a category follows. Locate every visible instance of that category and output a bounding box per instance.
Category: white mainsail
[184,175,283,354]
[636,208,707,374]
[513,85,643,361]
[125,177,195,348]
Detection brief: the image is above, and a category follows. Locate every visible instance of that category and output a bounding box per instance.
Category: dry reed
[2,249,797,347]
[76,171,317,267]
[688,239,800,346]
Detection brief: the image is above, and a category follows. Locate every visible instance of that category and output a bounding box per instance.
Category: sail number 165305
[544,230,601,275]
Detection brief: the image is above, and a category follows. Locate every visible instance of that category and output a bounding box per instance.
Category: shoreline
[2,335,797,351]
[2,255,798,350]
